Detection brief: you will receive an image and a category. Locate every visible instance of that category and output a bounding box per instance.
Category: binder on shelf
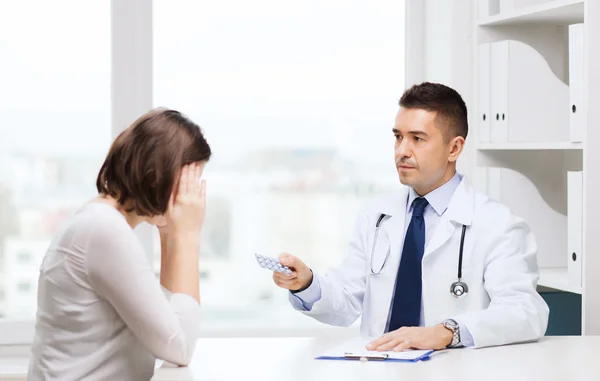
[490,41,509,143]
[479,44,491,142]
[567,171,583,287]
[478,0,500,18]
[569,23,585,143]
[489,39,569,143]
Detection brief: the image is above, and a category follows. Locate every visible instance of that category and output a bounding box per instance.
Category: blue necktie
[387,197,428,332]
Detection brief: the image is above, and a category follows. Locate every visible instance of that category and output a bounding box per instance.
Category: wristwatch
[442,319,461,348]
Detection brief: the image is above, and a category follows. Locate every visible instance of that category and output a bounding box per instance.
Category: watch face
[445,319,458,329]
[443,320,460,347]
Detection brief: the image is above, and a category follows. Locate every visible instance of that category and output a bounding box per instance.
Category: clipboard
[315,338,436,362]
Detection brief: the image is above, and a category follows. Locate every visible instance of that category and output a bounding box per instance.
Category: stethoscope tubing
[370,215,468,297]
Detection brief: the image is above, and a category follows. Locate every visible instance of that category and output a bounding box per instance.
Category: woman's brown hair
[96,108,211,216]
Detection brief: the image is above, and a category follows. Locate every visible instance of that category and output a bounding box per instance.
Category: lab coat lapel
[423,177,474,259]
[423,216,454,259]
[370,187,409,332]
[376,187,409,272]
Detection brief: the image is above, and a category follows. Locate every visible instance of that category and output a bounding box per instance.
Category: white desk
[151,336,600,381]
[2,336,599,381]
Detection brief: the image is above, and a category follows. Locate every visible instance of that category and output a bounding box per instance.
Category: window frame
[0,0,414,346]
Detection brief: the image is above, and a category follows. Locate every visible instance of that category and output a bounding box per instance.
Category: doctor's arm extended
[450,212,549,348]
[272,212,369,327]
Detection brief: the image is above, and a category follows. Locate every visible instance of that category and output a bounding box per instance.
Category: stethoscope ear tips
[450,281,468,298]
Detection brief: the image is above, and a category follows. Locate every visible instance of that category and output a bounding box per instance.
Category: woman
[27,108,211,381]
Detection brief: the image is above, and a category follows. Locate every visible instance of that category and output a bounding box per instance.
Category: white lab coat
[292,176,549,348]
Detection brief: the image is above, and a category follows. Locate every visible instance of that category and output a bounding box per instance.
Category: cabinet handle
[483,114,486,121]
[496,113,499,121]
[572,252,577,261]
[572,104,577,113]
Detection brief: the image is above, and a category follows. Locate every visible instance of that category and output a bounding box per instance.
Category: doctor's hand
[366,325,453,352]
[272,253,313,292]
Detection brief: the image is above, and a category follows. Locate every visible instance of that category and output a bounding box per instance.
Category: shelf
[538,267,581,294]
[477,141,583,151]
[478,0,584,26]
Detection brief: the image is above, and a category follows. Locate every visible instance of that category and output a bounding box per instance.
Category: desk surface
[1,336,599,381]
[150,336,600,381]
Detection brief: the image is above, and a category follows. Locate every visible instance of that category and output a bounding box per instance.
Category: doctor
[272,82,549,351]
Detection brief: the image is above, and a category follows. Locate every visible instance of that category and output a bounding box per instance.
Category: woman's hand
[156,220,169,236]
[160,163,205,303]
[165,163,206,237]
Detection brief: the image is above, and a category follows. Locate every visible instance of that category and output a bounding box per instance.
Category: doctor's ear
[447,136,465,163]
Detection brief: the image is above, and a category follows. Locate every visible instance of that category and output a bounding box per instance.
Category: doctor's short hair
[399,82,468,141]
[96,108,211,217]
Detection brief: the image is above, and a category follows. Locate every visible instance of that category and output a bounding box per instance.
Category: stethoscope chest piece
[450,281,468,298]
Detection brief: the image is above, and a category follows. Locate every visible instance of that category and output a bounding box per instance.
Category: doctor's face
[393,107,463,195]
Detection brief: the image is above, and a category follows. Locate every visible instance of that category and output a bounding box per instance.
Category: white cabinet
[471,0,600,335]
[474,0,589,299]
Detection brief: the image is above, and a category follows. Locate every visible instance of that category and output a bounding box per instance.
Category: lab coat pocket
[369,228,391,275]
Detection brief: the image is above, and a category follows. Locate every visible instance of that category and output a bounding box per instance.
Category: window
[153,0,405,330]
[0,289,4,317]
[17,251,31,264]
[17,283,31,294]
[0,1,111,323]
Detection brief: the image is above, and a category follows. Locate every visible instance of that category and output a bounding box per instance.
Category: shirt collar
[407,172,463,216]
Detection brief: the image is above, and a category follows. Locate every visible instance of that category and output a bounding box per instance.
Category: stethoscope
[370,214,469,298]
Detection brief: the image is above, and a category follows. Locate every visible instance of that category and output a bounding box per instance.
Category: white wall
[405,0,476,181]
[424,0,454,84]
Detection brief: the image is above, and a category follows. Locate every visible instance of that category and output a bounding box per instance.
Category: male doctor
[272,82,549,351]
